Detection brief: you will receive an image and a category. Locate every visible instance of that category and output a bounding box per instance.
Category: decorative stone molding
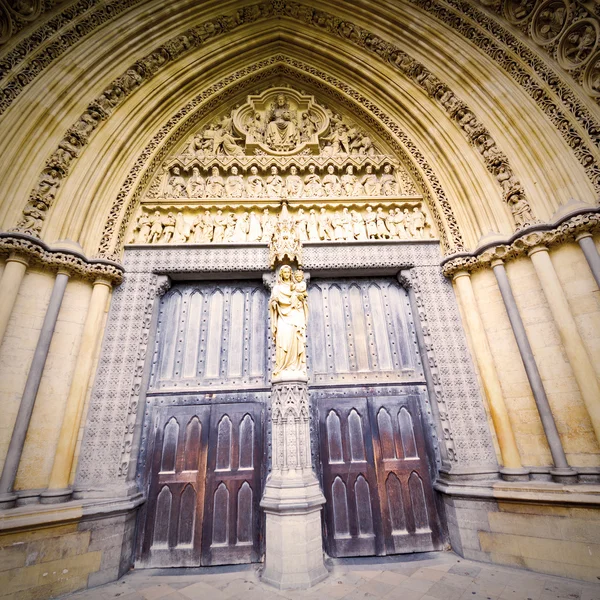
[441,204,600,276]
[14,4,542,247]
[474,0,600,98]
[2,0,598,208]
[0,232,123,283]
[0,0,49,47]
[0,0,160,113]
[75,241,493,494]
[105,59,460,259]
[412,0,600,194]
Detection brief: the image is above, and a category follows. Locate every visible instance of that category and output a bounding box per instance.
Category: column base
[40,488,73,504]
[499,467,530,482]
[0,492,17,509]
[550,467,579,484]
[260,471,328,590]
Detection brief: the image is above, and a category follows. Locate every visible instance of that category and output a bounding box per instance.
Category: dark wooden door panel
[319,398,383,557]
[140,405,210,567]
[369,395,442,554]
[319,395,442,558]
[201,403,263,565]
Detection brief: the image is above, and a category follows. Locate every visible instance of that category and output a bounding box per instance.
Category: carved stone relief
[1,0,599,247]
[531,0,569,45]
[128,201,435,246]
[76,242,495,495]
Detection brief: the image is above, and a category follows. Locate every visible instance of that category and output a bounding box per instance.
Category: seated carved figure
[265,94,298,151]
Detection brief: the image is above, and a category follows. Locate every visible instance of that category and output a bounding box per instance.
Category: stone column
[576,232,600,288]
[0,253,29,347]
[260,264,327,589]
[491,260,576,483]
[0,268,71,508]
[452,271,527,480]
[528,246,600,445]
[41,277,112,503]
[260,375,327,590]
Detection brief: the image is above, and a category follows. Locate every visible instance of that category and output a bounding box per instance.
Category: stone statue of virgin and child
[269,265,308,378]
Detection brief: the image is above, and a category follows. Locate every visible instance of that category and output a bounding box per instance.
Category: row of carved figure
[131,205,432,245]
[164,163,400,199]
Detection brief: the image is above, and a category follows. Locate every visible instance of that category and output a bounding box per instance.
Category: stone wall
[443,494,600,583]
[469,239,600,468]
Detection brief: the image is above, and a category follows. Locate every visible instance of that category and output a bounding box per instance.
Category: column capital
[56,267,73,278]
[490,258,504,268]
[92,276,112,289]
[452,270,471,281]
[575,231,593,242]
[6,252,30,267]
[527,245,548,258]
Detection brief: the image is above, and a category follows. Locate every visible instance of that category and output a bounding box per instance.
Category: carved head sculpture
[320,208,327,214]
[251,166,259,175]
[366,165,373,174]
[327,165,335,174]
[308,164,316,174]
[346,165,354,175]
[366,206,373,213]
[290,166,298,175]
[231,166,238,175]
[276,93,286,107]
[216,209,222,216]
[343,207,349,214]
[192,167,200,176]
[204,210,210,216]
[154,211,160,217]
[310,209,316,215]
[404,208,409,214]
[383,164,392,174]
[271,166,278,175]
[211,166,219,176]
[263,208,270,215]
[172,166,180,175]
[298,208,304,216]
[279,264,292,282]
[294,269,304,283]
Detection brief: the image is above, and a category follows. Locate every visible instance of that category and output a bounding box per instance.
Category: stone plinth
[261,472,327,589]
[260,375,328,589]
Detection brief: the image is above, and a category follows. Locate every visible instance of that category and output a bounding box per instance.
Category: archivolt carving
[98,58,463,261]
[2,0,599,208]
[11,3,544,248]
[411,0,600,195]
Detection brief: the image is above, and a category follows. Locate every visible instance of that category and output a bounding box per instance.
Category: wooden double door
[138,401,263,567]
[319,394,443,557]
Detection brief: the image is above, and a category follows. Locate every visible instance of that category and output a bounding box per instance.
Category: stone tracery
[9,4,564,250]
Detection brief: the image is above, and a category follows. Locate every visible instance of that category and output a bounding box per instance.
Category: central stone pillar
[260,252,327,590]
[261,374,327,589]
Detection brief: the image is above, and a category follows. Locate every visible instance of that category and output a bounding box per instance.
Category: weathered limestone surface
[0,0,599,597]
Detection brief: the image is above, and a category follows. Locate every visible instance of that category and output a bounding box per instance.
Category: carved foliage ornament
[1,0,599,231]
[441,208,600,277]
[12,3,538,249]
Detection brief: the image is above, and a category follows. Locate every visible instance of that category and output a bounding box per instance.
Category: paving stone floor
[62,552,600,600]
